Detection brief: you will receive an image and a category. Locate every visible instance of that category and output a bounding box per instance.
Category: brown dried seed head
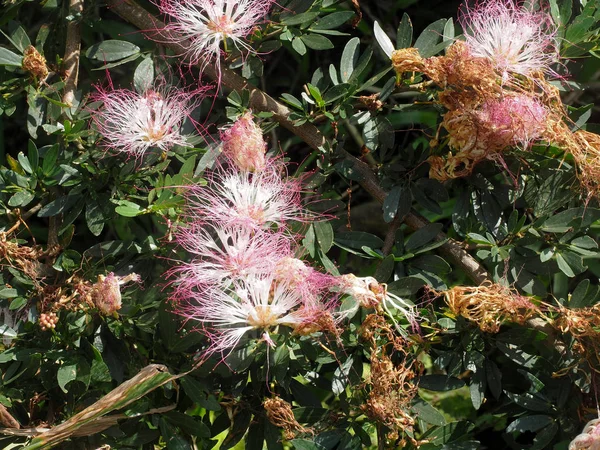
[22,46,49,81]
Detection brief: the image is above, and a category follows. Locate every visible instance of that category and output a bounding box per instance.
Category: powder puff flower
[172,224,292,290]
[185,276,310,355]
[159,0,275,73]
[91,85,195,158]
[460,0,558,80]
[186,164,306,230]
[476,93,548,147]
[221,111,267,172]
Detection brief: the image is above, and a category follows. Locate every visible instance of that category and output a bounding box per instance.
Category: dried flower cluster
[359,314,422,445]
[374,0,600,189]
[263,396,312,440]
[440,282,539,333]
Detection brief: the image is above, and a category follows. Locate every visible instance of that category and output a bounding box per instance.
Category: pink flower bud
[221,112,267,172]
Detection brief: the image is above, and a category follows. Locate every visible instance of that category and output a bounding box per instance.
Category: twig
[62,0,84,106]
[105,0,491,286]
[382,213,403,256]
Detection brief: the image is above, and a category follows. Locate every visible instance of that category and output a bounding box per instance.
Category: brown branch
[62,0,84,106]
[105,0,490,285]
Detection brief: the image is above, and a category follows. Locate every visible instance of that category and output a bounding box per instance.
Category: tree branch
[62,0,84,106]
[105,0,491,285]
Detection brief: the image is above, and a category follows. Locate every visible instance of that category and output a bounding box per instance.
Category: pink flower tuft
[221,111,267,172]
[180,276,311,355]
[461,0,558,80]
[477,94,548,147]
[91,85,196,158]
[172,224,292,290]
[273,256,336,298]
[185,162,307,230]
[159,0,275,73]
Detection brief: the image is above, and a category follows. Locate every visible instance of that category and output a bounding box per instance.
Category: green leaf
[443,18,455,42]
[86,202,105,236]
[314,221,334,253]
[570,279,599,308]
[556,252,575,277]
[506,415,553,434]
[396,13,413,49]
[382,185,402,223]
[303,224,316,258]
[85,40,140,62]
[291,440,327,450]
[115,201,143,217]
[419,375,465,391]
[311,12,355,30]
[134,57,154,93]
[42,144,59,176]
[0,47,23,66]
[340,37,360,83]
[405,223,443,251]
[38,196,74,217]
[412,399,445,426]
[281,12,320,26]
[293,407,328,424]
[291,37,307,56]
[414,19,447,57]
[57,362,77,393]
[470,370,486,410]
[410,254,451,274]
[335,231,383,249]
[28,139,39,171]
[164,411,210,438]
[8,190,34,207]
[8,297,26,310]
[301,34,334,50]
[0,287,18,299]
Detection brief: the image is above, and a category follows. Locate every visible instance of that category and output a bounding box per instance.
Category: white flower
[185,276,308,354]
[92,86,194,157]
[159,0,275,73]
[186,163,305,230]
[461,0,558,80]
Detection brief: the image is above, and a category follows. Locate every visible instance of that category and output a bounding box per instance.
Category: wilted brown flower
[263,396,312,440]
[22,46,49,81]
[440,282,539,333]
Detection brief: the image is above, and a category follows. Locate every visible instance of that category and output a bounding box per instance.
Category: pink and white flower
[91,85,195,157]
[159,0,275,72]
[186,164,306,230]
[460,0,558,80]
[221,111,267,172]
[477,93,548,147]
[184,276,310,354]
[173,224,292,289]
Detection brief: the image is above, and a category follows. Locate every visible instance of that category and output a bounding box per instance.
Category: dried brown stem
[105,0,490,285]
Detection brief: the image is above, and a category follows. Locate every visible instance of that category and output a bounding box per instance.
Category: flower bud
[221,111,267,172]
